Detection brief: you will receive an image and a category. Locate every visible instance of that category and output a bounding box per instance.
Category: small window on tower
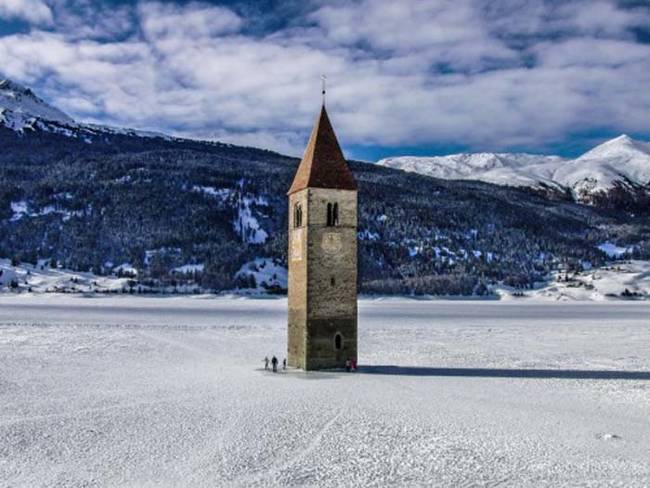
[294,202,303,228]
[330,276,336,286]
[334,333,343,350]
[326,202,339,227]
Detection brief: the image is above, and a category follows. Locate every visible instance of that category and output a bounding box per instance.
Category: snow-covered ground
[0,259,130,294]
[3,258,650,301]
[1,296,649,487]
[236,258,288,292]
[502,260,650,301]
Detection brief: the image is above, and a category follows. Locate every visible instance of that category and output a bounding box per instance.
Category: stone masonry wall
[287,187,358,370]
[287,189,309,369]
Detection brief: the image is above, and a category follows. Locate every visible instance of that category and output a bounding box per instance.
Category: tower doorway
[334,333,343,351]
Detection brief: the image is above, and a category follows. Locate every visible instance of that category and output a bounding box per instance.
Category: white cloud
[309,0,520,72]
[567,0,646,37]
[180,128,305,157]
[483,0,646,40]
[48,0,135,40]
[138,2,243,41]
[0,0,53,25]
[533,38,650,68]
[0,0,647,156]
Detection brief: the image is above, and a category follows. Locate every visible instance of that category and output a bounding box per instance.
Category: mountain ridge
[3,76,647,204]
[377,134,650,206]
[0,79,181,142]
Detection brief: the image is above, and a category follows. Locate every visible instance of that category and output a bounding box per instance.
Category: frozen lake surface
[1,296,649,487]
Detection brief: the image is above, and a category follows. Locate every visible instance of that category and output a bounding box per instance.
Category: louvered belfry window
[326,202,339,227]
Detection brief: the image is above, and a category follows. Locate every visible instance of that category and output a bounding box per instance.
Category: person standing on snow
[271,356,278,372]
[345,358,351,372]
[263,356,270,371]
[351,358,357,371]
[282,358,287,370]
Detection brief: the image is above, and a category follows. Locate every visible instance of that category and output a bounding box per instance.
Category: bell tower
[287,103,358,370]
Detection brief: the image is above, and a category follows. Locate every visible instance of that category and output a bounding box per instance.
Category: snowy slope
[0,259,130,293]
[378,152,566,186]
[0,79,74,130]
[0,258,286,296]
[0,79,168,139]
[498,260,650,301]
[377,135,650,200]
[552,135,650,197]
[235,257,288,292]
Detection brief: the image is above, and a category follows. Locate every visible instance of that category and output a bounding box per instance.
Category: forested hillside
[2,124,649,295]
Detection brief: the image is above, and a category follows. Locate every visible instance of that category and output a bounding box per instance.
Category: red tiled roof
[287,105,358,195]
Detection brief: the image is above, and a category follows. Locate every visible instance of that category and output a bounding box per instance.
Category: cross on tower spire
[321,74,327,106]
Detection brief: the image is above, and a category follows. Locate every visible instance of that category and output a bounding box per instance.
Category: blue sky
[0,0,648,160]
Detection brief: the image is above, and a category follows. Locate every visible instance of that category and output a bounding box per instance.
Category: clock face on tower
[321,232,342,255]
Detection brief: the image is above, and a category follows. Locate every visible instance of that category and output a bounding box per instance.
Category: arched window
[294,202,302,228]
[326,202,339,227]
[330,276,336,287]
[334,333,343,350]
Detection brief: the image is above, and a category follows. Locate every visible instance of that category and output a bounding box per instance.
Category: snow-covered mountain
[553,135,650,199]
[0,79,74,130]
[377,152,565,183]
[0,78,168,140]
[377,135,650,202]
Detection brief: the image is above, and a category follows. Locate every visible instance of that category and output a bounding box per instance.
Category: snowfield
[498,260,650,301]
[1,296,649,487]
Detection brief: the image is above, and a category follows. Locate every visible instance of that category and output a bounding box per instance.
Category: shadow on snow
[358,365,650,380]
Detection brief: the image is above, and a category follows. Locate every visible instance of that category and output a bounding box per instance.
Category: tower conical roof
[287,106,357,195]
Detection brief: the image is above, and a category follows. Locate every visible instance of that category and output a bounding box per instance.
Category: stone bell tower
[287,103,358,370]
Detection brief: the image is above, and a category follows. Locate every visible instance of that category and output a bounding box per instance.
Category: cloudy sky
[0,0,648,160]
